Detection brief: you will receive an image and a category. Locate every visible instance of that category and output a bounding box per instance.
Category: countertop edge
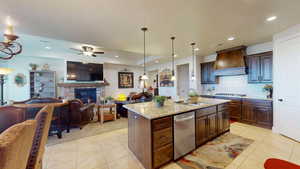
[123,99,230,120]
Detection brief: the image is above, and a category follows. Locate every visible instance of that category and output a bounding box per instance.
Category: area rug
[47,118,128,146]
[176,133,253,169]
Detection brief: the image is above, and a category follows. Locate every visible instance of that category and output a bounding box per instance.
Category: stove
[215,93,247,97]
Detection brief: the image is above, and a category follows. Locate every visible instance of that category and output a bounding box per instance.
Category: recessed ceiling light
[227,37,235,41]
[115,55,119,58]
[174,54,177,57]
[267,16,277,22]
[155,60,159,63]
[194,48,200,51]
[45,46,51,50]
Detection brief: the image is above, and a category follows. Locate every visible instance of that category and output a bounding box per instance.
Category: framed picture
[118,72,134,88]
[159,69,174,87]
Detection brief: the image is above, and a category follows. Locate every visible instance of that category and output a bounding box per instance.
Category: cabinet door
[228,104,241,119]
[207,114,217,139]
[208,62,216,83]
[242,105,256,123]
[255,106,273,127]
[260,55,273,83]
[247,55,261,83]
[217,112,223,134]
[201,62,216,84]
[201,63,209,84]
[128,111,136,152]
[222,110,230,132]
[196,116,208,146]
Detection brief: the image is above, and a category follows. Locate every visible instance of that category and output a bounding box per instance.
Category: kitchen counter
[124,97,230,169]
[123,97,230,120]
[200,94,273,101]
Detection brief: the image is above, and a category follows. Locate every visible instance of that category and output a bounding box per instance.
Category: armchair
[26,105,54,169]
[68,99,95,129]
[0,120,37,169]
[0,106,26,133]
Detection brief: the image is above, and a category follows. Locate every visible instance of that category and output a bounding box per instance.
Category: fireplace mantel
[57,81,109,88]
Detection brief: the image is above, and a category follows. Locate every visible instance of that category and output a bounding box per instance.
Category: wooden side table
[96,104,117,124]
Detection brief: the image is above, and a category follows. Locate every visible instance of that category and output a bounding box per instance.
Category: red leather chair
[264,158,300,169]
[0,106,26,133]
[68,99,95,129]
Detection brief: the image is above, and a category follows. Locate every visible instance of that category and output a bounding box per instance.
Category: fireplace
[74,88,97,103]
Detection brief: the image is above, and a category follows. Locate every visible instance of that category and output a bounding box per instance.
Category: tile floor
[44,122,300,169]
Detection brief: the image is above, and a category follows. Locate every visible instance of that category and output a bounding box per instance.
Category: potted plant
[153,96,167,107]
[29,63,39,71]
[105,96,114,104]
[263,84,273,99]
[188,90,199,104]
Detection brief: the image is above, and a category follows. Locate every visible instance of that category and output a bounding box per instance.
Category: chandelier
[0,17,22,60]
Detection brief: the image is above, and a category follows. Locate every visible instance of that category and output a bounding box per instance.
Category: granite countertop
[201,94,273,101]
[123,97,230,120]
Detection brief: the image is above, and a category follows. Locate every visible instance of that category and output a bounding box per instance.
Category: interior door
[274,34,300,141]
[177,64,190,97]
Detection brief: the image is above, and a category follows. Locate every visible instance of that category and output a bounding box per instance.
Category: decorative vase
[189,96,198,104]
[155,101,164,107]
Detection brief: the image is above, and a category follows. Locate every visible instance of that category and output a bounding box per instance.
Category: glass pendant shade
[141,73,148,80]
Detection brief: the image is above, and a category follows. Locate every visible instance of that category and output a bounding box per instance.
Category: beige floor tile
[108,156,142,169]
[160,162,182,169]
[103,145,131,163]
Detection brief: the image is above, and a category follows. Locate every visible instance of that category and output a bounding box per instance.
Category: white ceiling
[0,0,300,64]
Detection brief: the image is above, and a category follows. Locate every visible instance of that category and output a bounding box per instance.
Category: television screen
[67,61,103,81]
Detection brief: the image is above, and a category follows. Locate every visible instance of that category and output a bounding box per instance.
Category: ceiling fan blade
[70,48,83,52]
[94,51,104,54]
[92,54,97,57]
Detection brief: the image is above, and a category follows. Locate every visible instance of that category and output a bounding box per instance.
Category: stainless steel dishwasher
[174,111,196,160]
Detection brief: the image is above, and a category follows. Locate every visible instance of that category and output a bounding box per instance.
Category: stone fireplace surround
[57,82,108,102]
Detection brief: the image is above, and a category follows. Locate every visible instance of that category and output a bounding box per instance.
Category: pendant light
[190,42,196,81]
[141,27,149,80]
[171,36,176,81]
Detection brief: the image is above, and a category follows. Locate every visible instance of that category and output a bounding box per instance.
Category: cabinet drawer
[153,128,173,149]
[152,116,172,131]
[218,104,228,111]
[243,99,272,107]
[196,106,217,117]
[153,144,173,168]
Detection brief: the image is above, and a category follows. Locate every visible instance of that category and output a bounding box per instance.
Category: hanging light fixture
[190,42,196,81]
[0,17,22,60]
[171,36,176,81]
[141,27,149,80]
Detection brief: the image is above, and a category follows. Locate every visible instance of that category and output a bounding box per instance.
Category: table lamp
[0,68,13,105]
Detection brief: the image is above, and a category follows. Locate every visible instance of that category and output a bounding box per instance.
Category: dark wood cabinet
[247,51,273,83]
[207,113,218,139]
[241,99,273,128]
[196,105,229,147]
[196,116,208,146]
[201,62,217,84]
[241,104,256,123]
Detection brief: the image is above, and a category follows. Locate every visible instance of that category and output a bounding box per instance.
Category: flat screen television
[67,61,103,81]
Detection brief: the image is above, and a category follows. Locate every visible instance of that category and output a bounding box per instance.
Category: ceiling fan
[70,46,104,57]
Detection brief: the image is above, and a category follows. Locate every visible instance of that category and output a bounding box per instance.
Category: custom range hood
[214,45,247,76]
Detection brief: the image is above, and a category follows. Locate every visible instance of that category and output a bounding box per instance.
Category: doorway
[177,64,190,98]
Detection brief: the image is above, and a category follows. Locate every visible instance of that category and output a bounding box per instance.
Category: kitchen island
[123,97,230,169]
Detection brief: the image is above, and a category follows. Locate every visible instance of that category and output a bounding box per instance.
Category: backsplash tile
[201,75,270,98]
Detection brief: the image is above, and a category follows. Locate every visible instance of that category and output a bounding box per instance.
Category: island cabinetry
[128,111,173,169]
[196,106,218,147]
[196,104,230,147]
[217,104,230,134]
[152,116,173,169]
